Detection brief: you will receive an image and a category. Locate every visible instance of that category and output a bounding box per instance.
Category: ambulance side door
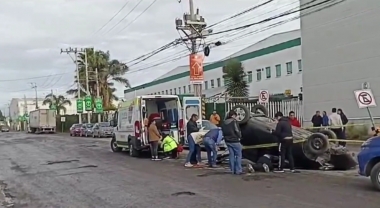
[182,97,202,144]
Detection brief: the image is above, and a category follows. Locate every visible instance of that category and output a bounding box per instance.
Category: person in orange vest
[209,110,221,126]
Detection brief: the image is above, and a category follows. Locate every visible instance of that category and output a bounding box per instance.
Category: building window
[256,69,262,81]
[170,89,172,94]
[162,91,164,94]
[247,71,252,83]
[298,59,302,72]
[286,62,292,75]
[165,90,168,94]
[265,67,271,79]
[174,88,177,94]
[275,64,281,77]
[210,79,215,88]
[183,86,186,94]
[188,85,191,93]
[205,81,208,90]
[217,78,221,87]
[157,92,160,95]
[154,92,156,95]
[178,87,181,94]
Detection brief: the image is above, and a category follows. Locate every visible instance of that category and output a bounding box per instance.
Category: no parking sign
[259,90,269,103]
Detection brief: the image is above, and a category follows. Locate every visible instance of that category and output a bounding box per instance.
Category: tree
[66,48,130,109]
[0,110,5,121]
[42,94,72,115]
[222,59,249,100]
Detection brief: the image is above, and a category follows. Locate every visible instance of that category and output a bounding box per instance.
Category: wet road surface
[0,132,377,208]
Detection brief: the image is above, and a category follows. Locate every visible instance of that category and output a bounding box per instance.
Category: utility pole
[60,47,86,124]
[175,0,208,97]
[30,83,38,109]
[84,48,91,124]
[23,95,27,131]
[95,67,101,123]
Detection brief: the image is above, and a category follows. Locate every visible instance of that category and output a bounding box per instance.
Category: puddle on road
[171,191,196,196]
[45,159,79,165]
[74,165,98,169]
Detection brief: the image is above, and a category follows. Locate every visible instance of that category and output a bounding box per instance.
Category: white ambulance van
[110,95,202,157]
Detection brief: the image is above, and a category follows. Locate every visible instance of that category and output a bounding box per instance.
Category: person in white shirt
[329,108,344,144]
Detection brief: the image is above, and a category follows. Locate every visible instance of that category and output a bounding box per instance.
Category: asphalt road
[0,132,377,208]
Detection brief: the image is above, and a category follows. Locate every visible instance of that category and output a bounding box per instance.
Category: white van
[110,95,202,156]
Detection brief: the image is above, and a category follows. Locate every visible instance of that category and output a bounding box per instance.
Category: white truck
[29,109,56,133]
[110,95,202,156]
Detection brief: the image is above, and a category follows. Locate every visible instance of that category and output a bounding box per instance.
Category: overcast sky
[0,0,299,113]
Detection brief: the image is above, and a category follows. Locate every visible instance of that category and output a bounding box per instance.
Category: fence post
[201,96,206,120]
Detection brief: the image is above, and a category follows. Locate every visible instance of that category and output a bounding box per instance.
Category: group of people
[147,118,181,161]
[311,108,349,146]
[185,110,301,174]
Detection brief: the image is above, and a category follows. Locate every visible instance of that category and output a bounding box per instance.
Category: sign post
[85,95,92,112]
[95,98,103,113]
[258,90,269,103]
[76,99,84,113]
[60,117,66,133]
[354,84,377,130]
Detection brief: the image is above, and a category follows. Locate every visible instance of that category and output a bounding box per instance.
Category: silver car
[92,122,113,138]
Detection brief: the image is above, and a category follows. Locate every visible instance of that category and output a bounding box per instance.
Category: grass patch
[346,124,370,140]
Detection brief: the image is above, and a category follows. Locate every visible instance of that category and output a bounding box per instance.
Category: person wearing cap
[148,118,162,161]
[272,111,298,173]
[221,110,243,175]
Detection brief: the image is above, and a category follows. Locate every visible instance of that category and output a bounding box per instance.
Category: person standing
[272,112,298,173]
[288,111,301,127]
[202,127,223,168]
[148,119,162,161]
[338,108,348,147]
[209,110,221,126]
[184,114,200,167]
[329,108,344,146]
[322,111,329,126]
[221,110,243,175]
[311,111,323,128]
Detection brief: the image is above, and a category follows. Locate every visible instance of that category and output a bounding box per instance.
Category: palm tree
[66,48,130,109]
[42,94,72,115]
[223,59,249,100]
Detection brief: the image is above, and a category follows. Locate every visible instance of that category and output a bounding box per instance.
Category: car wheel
[110,137,122,152]
[128,143,140,157]
[306,133,329,155]
[92,133,95,138]
[251,104,268,116]
[370,162,380,191]
[319,129,337,144]
[230,105,250,124]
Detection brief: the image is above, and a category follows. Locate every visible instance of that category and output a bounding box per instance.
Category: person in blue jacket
[322,111,329,126]
[202,127,223,168]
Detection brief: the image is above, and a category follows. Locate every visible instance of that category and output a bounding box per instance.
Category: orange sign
[189,54,204,84]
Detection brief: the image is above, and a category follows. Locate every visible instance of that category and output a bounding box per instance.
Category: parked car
[70,124,82,136]
[92,122,113,138]
[357,133,380,191]
[0,125,10,132]
[216,104,357,170]
[81,123,94,137]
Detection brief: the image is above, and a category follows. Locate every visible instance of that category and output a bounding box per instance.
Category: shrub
[346,124,370,140]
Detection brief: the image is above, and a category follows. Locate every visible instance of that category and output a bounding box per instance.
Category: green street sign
[50,104,56,110]
[95,98,103,113]
[76,98,84,113]
[85,95,92,111]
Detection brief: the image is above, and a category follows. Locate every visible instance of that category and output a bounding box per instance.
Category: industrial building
[301,0,380,122]
[124,29,303,100]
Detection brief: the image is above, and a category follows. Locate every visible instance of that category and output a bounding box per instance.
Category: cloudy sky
[0,0,299,113]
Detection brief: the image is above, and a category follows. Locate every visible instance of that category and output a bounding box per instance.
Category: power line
[104,0,144,35]
[206,0,275,29]
[93,0,130,35]
[0,72,70,82]
[118,0,158,33]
